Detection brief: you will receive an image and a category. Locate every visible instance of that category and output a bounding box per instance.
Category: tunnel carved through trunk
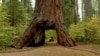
[13,0,76,49]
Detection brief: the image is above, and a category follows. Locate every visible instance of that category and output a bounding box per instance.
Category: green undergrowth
[69,17,100,44]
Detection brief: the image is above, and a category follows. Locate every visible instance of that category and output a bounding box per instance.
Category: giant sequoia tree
[13,0,76,49]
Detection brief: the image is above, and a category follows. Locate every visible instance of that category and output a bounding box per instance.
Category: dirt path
[0,42,100,56]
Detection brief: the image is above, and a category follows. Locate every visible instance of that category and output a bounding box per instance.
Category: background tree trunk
[71,0,79,24]
[21,0,33,16]
[2,0,5,3]
[13,0,76,49]
[84,0,93,18]
[98,0,100,16]
[74,0,79,24]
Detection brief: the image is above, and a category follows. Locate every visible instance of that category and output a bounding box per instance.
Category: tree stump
[13,0,76,49]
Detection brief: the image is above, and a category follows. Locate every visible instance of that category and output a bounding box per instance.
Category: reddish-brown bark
[13,0,76,49]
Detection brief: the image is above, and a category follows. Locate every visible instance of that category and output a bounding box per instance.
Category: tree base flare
[13,0,76,49]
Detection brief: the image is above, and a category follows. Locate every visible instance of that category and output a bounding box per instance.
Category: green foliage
[0,19,27,50]
[0,25,27,50]
[21,0,33,18]
[0,1,29,50]
[0,14,15,49]
[63,0,74,28]
[0,4,8,20]
[69,22,85,38]
[69,17,100,43]
[6,0,30,26]
[0,26,15,48]
[85,17,100,43]
[45,30,57,41]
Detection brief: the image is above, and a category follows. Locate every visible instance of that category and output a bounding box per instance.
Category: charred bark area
[13,0,76,49]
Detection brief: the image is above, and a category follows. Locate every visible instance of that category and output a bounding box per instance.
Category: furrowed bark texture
[14,0,76,49]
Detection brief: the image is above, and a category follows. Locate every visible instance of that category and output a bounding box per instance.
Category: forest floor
[0,42,100,56]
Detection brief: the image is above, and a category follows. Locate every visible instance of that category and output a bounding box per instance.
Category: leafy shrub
[0,26,15,49]
[69,22,87,42]
[85,17,100,43]
[69,22,85,38]
[0,24,27,50]
[0,3,30,50]
[0,4,9,22]
[69,17,100,43]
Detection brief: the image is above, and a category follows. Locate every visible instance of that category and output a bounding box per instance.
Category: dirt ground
[0,42,100,56]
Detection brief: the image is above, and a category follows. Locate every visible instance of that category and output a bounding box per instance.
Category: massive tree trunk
[13,0,76,49]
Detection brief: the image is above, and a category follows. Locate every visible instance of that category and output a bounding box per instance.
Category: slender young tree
[13,0,76,49]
